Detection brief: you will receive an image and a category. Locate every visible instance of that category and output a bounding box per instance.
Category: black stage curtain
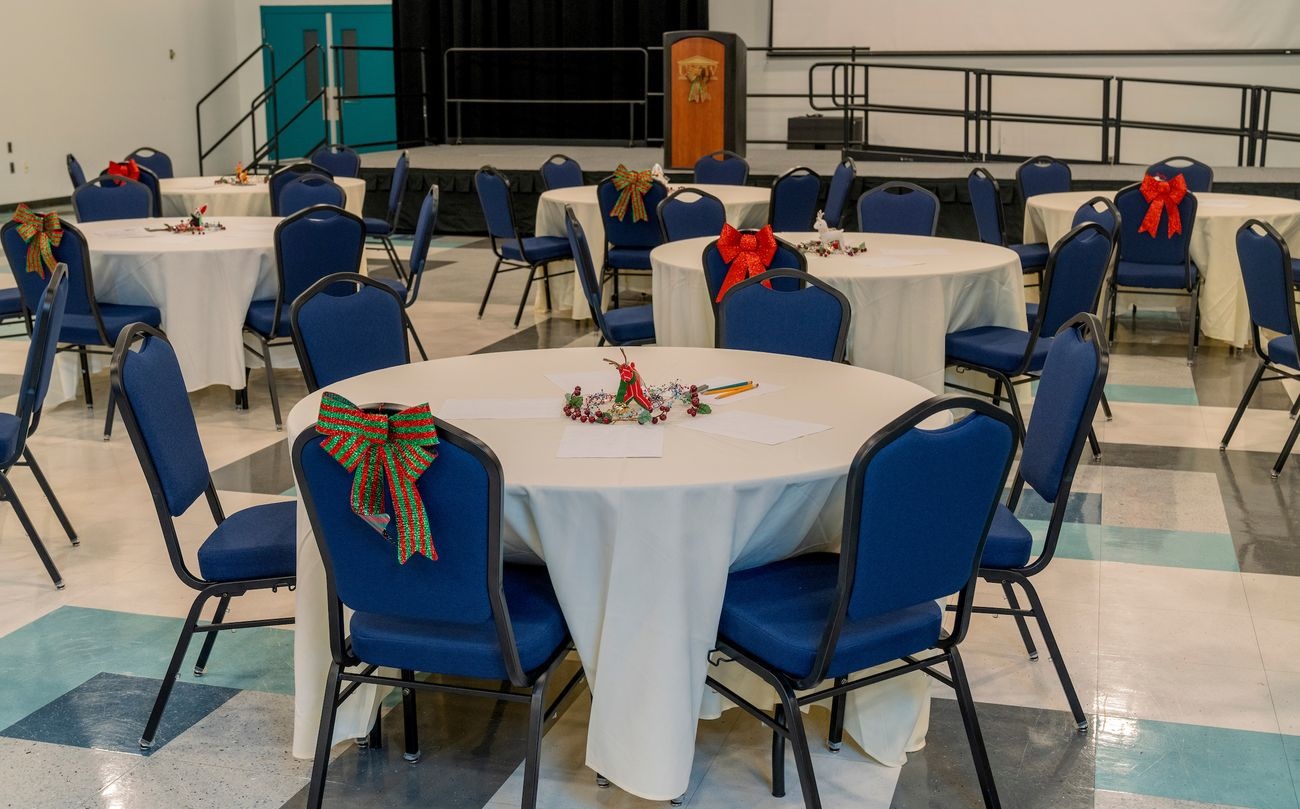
[393,0,707,145]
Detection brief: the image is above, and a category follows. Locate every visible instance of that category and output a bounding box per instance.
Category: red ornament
[715,224,777,302]
[1138,173,1188,239]
[106,159,141,182]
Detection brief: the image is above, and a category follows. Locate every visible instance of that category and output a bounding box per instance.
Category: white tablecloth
[287,346,935,800]
[159,176,367,218]
[533,184,771,320]
[651,233,1026,394]
[1024,190,1300,347]
[51,217,281,405]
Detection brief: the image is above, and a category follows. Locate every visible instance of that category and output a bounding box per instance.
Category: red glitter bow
[1138,173,1188,239]
[106,160,140,181]
[715,224,777,302]
[10,204,61,280]
[609,164,653,223]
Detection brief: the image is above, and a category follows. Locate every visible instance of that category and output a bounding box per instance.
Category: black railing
[1258,85,1300,166]
[249,43,330,170]
[331,44,437,151]
[1114,77,1259,167]
[196,44,276,175]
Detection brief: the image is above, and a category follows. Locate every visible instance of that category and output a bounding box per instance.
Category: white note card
[679,411,831,445]
[557,424,664,458]
[546,371,614,394]
[438,398,558,420]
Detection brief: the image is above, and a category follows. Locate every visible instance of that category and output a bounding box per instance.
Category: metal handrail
[978,69,1111,163]
[197,44,275,174]
[250,43,330,169]
[331,44,436,151]
[1113,76,1257,166]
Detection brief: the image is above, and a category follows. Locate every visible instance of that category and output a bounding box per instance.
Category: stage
[354,144,1300,236]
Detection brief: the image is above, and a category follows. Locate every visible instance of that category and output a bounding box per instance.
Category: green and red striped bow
[609,164,653,223]
[11,204,62,280]
[316,392,441,564]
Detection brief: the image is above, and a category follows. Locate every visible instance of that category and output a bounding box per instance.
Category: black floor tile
[211,440,294,495]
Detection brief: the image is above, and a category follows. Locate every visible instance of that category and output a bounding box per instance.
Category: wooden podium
[663,31,746,170]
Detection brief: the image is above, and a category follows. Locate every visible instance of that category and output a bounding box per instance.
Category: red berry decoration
[688,407,698,416]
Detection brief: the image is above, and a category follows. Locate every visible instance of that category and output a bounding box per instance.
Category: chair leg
[1271,409,1300,479]
[23,448,77,545]
[1290,395,1300,419]
[514,264,539,328]
[406,321,428,361]
[478,259,504,319]
[1016,575,1087,731]
[948,648,1002,809]
[306,661,343,809]
[1100,391,1113,421]
[1105,284,1118,343]
[258,336,282,430]
[102,387,116,441]
[0,475,63,589]
[399,670,421,762]
[991,378,1003,408]
[995,373,1026,440]
[521,668,551,809]
[1000,581,1039,660]
[1187,285,1200,366]
[367,709,384,749]
[141,593,208,748]
[827,679,847,753]
[382,236,406,281]
[775,681,821,809]
[78,347,93,409]
[1087,429,1102,460]
[771,704,786,798]
[1220,361,1266,451]
[542,263,553,311]
[192,594,230,676]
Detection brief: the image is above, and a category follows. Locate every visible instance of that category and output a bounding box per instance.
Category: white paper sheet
[698,377,783,405]
[876,247,951,256]
[546,371,615,394]
[557,424,665,458]
[679,411,831,445]
[437,398,559,420]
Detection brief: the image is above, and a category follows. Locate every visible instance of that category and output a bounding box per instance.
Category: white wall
[711,0,1300,167]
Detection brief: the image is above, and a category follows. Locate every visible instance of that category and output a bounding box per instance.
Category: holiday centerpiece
[214,162,257,186]
[562,349,713,425]
[146,205,226,235]
[794,210,868,258]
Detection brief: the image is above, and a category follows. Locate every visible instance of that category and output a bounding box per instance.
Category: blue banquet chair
[694,150,749,185]
[658,188,726,242]
[540,153,583,190]
[72,176,154,223]
[126,166,163,217]
[364,151,410,278]
[822,157,857,229]
[707,395,1019,809]
[111,323,296,749]
[374,185,438,359]
[595,173,668,309]
[716,269,850,363]
[1028,196,1121,332]
[126,147,174,180]
[856,181,940,237]
[769,167,822,232]
[311,144,361,178]
[701,231,807,313]
[564,206,654,347]
[278,175,346,217]
[269,163,334,216]
[66,153,87,190]
[243,205,366,428]
[291,272,412,391]
[1220,221,1300,477]
[1015,155,1071,200]
[293,413,584,809]
[969,167,1049,284]
[1147,155,1213,193]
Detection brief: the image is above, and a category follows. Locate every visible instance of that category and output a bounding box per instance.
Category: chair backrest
[769,167,822,232]
[132,166,163,217]
[540,154,583,190]
[1016,155,1071,200]
[270,163,333,216]
[1114,182,1197,279]
[2,217,96,320]
[596,176,668,250]
[293,416,531,680]
[11,264,69,463]
[1237,219,1300,344]
[474,166,519,244]
[127,147,174,180]
[563,206,612,340]
[311,144,361,178]
[716,268,851,363]
[1070,196,1119,238]
[823,157,857,229]
[291,273,410,391]
[1035,222,1112,337]
[856,181,940,237]
[278,175,346,217]
[67,154,87,189]
[967,168,1005,246]
[405,186,440,304]
[658,188,726,242]
[702,232,808,310]
[272,205,366,330]
[384,151,410,225]
[72,176,154,223]
[1147,156,1213,193]
[694,150,749,185]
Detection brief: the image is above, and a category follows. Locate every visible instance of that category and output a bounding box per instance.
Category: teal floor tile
[1094,715,1300,809]
[1105,383,1200,406]
[1027,519,1102,561]
[1025,522,1239,571]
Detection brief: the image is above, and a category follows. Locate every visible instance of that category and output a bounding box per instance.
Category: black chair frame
[714,268,851,364]
[540,153,582,191]
[270,162,335,217]
[706,395,1017,809]
[1073,195,1121,423]
[1015,155,1072,200]
[656,187,725,243]
[857,181,940,236]
[291,419,586,809]
[564,207,653,348]
[822,157,858,230]
[769,166,821,232]
[290,272,418,392]
[970,167,1046,286]
[367,152,409,282]
[1147,155,1214,191]
[110,322,295,749]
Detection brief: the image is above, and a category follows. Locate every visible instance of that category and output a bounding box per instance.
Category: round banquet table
[51,217,281,405]
[651,232,1026,394]
[159,175,367,218]
[1024,190,1300,347]
[287,346,937,800]
[533,184,771,320]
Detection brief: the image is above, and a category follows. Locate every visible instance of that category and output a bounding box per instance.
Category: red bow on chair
[1137,173,1188,239]
[609,164,653,223]
[106,159,140,181]
[715,224,777,302]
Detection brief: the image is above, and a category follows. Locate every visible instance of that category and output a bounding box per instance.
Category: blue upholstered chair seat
[602,304,655,344]
[946,327,1052,374]
[378,278,407,297]
[979,504,1034,570]
[196,501,297,582]
[606,246,653,270]
[1115,260,1198,290]
[1012,243,1050,270]
[364,217,392,236]
[718,553,943,681]
[501,236,570,263]
[245,300,291,338]
[1025,302,1038,331]
[0,288,23,317]
[0,413,21,464]
[1268,335,1300,372]
[62,304,162,346]
[348,564,568,680]
[1291,259,1300,286]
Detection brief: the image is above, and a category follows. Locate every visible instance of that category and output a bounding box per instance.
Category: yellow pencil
[713,383,757,399]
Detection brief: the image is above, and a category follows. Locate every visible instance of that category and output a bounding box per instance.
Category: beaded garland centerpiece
[794,209,867,257]
[562,349,713,425]
[214,162,259,186]
[147,205,226,235]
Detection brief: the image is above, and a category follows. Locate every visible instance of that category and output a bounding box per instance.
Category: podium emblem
[677,55,719,103]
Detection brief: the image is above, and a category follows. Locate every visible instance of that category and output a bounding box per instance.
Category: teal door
[260,5,396,161]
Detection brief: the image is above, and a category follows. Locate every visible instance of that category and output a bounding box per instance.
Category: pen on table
[713,383,758,399]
